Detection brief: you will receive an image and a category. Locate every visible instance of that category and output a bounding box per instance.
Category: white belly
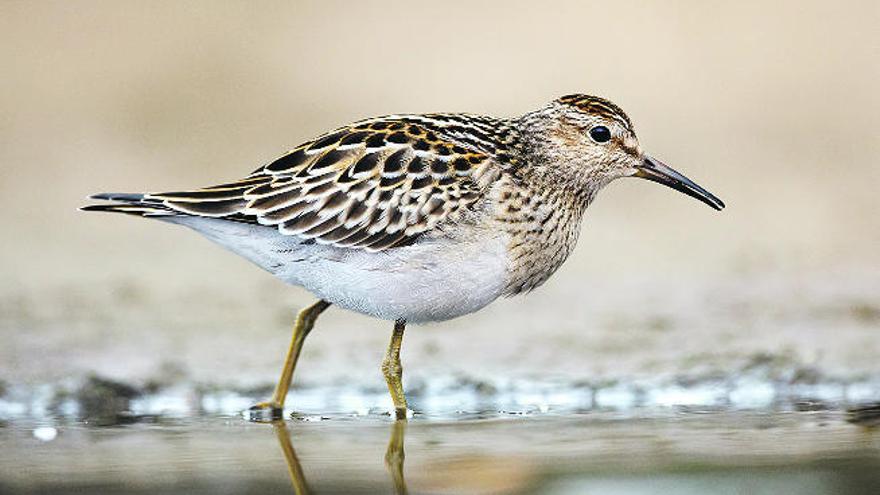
[169,217,511,323]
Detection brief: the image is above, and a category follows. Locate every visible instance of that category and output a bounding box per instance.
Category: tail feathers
[81,192,176,217]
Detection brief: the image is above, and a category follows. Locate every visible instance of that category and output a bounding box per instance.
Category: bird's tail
[80,193,178,217]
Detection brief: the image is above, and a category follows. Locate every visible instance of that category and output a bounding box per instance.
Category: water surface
[2,408,878,494]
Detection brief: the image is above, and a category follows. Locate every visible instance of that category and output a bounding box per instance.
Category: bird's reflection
[270,419,408,495]
[271,420,311,494]
[384,420,408,495]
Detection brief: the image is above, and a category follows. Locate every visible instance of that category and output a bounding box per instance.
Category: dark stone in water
[794,399,831,412]
[76,375,142,426]
[846,403,880,427]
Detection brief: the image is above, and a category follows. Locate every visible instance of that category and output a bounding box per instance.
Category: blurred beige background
[1,1,878,387]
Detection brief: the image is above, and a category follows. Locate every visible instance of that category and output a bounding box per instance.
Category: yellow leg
[249,300,330,420]
[381,320,409,420]
[384,420,408,495]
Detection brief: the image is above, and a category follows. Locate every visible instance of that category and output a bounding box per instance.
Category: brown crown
[557,94,633,131]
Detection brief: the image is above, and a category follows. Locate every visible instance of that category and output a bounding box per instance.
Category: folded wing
[146,118,495,251]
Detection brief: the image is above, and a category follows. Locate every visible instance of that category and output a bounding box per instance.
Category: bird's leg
[248,299,331,421]
[381,320,409,420]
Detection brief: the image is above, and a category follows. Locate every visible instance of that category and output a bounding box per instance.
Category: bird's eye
[589,126,612,143]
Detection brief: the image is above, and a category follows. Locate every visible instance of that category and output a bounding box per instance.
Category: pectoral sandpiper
[83,94,724,420]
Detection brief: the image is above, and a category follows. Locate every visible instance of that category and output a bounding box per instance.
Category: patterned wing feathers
[146,119,493,251]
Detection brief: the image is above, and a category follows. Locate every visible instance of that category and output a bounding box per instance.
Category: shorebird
[83,94,724,420]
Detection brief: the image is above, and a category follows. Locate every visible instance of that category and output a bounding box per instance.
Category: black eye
[589,125,611,143]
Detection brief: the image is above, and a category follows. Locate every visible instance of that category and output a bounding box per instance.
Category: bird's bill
[634,156,725,210]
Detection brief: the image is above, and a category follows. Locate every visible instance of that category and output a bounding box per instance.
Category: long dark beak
[634,156,725,210]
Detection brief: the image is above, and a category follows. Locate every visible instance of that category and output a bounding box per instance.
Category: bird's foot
[391,407,414,421]
[246,401,284,422]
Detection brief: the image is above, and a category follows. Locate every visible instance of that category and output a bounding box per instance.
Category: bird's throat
[495,178,587,295]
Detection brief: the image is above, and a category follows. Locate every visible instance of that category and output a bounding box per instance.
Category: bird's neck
[486,112,600,294]
[493,173,592,296]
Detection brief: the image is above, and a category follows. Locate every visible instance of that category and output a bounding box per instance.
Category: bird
[82,94,724,420]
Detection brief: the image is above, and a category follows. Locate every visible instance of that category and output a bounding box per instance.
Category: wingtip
[79,202,176,217]
[88,192,145,202]
[80,204,118,212]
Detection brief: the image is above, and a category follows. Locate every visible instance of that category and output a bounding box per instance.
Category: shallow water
[2,363,880,494]
[2,408,879,495]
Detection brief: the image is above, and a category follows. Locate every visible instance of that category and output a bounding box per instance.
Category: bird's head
[517,94,724,210]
